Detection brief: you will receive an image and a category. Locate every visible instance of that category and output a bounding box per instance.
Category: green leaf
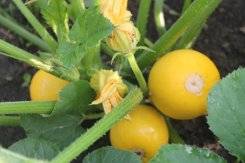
[67,0,85,20]
[79,43,102,78]
[40,0,69,41]
[56,41,82,68]
[207,68,245,161]
[83,146,141,163]
[9,137,60,160]
[150,144,226,163]
[69,7,112,44]
[57,7,113,68]
[52,80,95,115]
[20,114,84,149]
[0,146,46,163]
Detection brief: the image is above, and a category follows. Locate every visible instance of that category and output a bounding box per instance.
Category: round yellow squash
[148,49,220,120]
[30,70,69,101]
[110,105,169,162]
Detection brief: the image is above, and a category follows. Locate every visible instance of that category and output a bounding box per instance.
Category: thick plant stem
[0,39,80,81]
[123,0,222,74]
[136,0,152,44]
[175,19,205,49]
[0,116,20,126]
[0,101,55,115]
[127,53,148,94]
[51,88,143,163]
[0,39,53,71]
[12,0,57,50]
[144,38,154,47]
[182,0,193,14]
[138,0,221,71]
[0,14,51,52]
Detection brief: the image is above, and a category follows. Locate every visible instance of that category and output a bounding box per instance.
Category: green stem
[0,14,51,52]
[165,118,185,144]
[164,4,180,16]
[12,0,57,51]
[51,88,143,163]
[0,101,55,114]
[154,0,166,36]
[0,39,53,71]
[135,0,222,72]
[0,6,18,22]
[182,0,193,14]
[0,116,20,126]
[144,38,154,47]
[174,19,205,49]
[136,0,152,44]
[0,39,80,81]
[127,53,148,94]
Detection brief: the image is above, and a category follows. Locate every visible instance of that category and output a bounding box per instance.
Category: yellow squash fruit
[148,49,220,120]
[30,70,69,101]
[110,105,169,162]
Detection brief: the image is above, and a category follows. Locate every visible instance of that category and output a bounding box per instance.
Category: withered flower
[90,70,128,114]
[99,0,132,25]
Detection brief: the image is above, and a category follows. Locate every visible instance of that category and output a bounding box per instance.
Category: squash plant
[0,0,244,163]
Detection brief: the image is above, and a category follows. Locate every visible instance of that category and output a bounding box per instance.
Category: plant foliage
[52,80,95,115]
[9,137,60,160]
[83,146,141,163]
[0,0,236,162]
[20,115,84,149]
[150,144,226,163]
[208,68,245,161]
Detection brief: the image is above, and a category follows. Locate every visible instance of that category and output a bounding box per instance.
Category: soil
[0,0,244,162]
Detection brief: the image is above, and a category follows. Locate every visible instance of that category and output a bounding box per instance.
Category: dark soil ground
[0,0,244,162]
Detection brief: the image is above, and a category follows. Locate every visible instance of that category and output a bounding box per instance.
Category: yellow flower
[99,0,131,25]
[107,22,140,54]
[90,70,128,114]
